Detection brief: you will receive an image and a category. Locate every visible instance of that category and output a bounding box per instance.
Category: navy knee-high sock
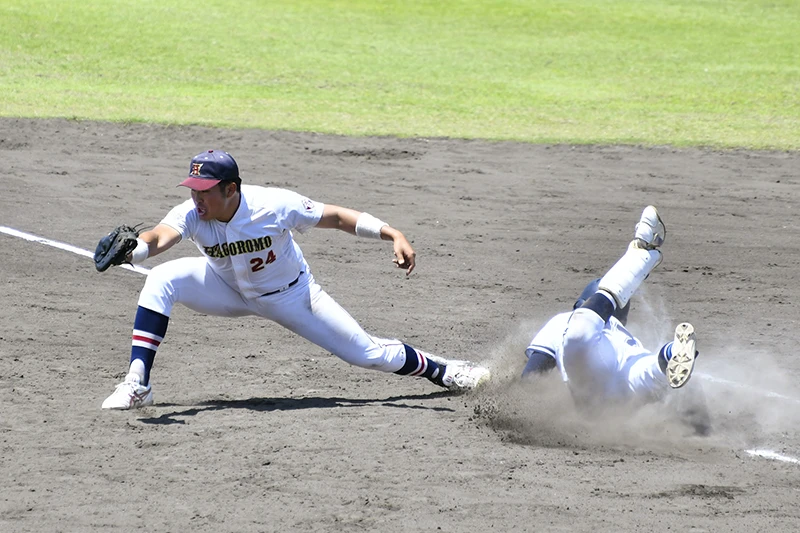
[394,344,445,386]
[581,292,617,323]
[130,306,169,386]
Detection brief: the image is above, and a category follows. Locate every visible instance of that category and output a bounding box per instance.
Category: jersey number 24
[250,251,277,272]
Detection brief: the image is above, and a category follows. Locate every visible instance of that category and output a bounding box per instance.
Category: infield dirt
[2,118,799,532]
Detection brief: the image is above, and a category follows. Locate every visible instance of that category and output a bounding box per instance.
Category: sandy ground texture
[1,117,799,532]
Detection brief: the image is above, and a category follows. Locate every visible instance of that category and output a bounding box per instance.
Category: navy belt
[261,272,304,297]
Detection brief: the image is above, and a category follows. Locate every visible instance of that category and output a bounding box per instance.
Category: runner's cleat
[633,205,666,250]
[666,323,697,389]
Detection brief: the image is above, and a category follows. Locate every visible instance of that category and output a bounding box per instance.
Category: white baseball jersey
[526,310,666,403]
[161,185,324,300]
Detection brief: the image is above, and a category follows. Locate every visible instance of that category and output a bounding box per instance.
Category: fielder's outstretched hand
[391,233,416,275]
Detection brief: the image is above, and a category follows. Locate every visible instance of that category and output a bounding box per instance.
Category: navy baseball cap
[179,150,240,191]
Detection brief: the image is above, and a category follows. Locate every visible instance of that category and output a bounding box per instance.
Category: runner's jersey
[161,184,324,299]
[525,311,649,384]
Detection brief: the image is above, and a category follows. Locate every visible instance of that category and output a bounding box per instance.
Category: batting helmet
[573,278,630,325]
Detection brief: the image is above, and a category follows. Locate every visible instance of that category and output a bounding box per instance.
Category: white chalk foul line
[695,373,800,465]
[696,372,800,405]
[745,449,800,465]
[0,225,150,275]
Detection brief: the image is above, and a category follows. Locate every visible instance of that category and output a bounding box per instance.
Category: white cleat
[102,373,154,409]
[633,205,666,250]
[441,361,491,391]
[666,323,697,389]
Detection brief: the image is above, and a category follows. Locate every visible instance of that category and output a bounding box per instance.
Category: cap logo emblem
[190,163,203,176]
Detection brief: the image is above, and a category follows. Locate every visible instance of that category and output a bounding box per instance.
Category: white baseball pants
[137,257,407,372]
[561,309,668,407]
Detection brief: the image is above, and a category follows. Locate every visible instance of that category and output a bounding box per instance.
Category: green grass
[1,0,798,149]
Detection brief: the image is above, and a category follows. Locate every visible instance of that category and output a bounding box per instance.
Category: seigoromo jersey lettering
[202,236,274,258]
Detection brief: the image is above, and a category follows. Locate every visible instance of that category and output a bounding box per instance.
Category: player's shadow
[138,391,455,425]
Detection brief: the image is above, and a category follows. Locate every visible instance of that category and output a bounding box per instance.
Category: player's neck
[216,192,241,223]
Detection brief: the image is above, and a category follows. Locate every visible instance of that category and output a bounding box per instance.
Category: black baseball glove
[94,224,140,272]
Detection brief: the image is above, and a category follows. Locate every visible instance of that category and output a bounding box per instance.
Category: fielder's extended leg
[101,306,168,410]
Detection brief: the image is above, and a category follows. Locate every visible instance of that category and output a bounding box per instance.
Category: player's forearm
[131,224,181,260]
[319,204,407,243]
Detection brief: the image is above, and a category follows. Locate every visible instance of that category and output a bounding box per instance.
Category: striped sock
[394,345,444,385]
[129,306,169,386]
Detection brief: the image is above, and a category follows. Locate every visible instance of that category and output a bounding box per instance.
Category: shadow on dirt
[137,391,455,425]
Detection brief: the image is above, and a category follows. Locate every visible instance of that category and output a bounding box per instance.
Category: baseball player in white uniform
[101,149,490,409]
[522,206,702,417]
